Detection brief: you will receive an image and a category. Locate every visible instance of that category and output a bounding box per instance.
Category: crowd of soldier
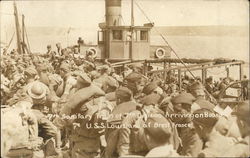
[1,44,249,158]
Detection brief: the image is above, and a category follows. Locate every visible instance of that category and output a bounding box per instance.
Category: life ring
[87,47,98,58]
[155,48,166,59]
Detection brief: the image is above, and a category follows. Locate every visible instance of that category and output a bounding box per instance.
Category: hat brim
[27,87,46,100]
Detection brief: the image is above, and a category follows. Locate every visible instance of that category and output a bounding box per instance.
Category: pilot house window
[140,30,148,41]
[113,30,122,40]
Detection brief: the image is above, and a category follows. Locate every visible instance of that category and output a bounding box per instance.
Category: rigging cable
[134,1,217,104]
[6,32,15,51]
[24,24,31,53]
[120,15,126,26]
[134,1,196,79]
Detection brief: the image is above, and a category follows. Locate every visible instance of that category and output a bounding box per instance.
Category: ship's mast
[13,1,23,54]
[131,0,134,26]
[130,0,134,59]
[22,14,26,54]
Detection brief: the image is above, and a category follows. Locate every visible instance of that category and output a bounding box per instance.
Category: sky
[0,0,249,29]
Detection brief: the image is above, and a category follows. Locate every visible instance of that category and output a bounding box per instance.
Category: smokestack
[105,0,122,26]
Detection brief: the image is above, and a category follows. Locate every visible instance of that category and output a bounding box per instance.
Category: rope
[134,1,217,104]
[24,24,31,53]
[6,32,15,51]
[120,15,126,26]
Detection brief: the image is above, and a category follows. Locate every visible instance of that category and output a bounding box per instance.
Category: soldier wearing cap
[46,45,56,61]
[56,62,76,98]
[93,65,119,93]
[2,100,44,158]
[6,67,40,105]
[4,56,45,101]
[11,81,62,156]
[164,74,178,95]
[24,66,38,83]
[189,82,242,139]
[104,87,138,158]
[139,93,163,106]
[116,100,180,157]
[171,92,203,157]
[205,76,214,94]
[218,77,231,92]
[1,73,11,105]
[188,81,215,112]
[144,115,179,157]
[55,43,62,56]
[220,101,250,157]
[124,72,147,99]
[142,81,163,96]
[192,108,239,157]
[242,75,249,100]
[26,82,62,154]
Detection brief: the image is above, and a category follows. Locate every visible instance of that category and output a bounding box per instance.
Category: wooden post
[202,68,207,84]
[143,60,148,76]
[239,64,243,80]
[226,66,230,78]
[122,64,125,78]
[178,69,181,90]
[163,61,166,82]
[14,2,23,54]
[22,14,26,54]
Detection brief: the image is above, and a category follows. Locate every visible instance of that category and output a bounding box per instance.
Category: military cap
[171,92,195,105]
[188,81,205,96]
[130,63,143,72]
[140,93,162,105]
[18,61,26,67]
[97,64,109,70]
[145,114,172,144]
[89,70,101,79]
[182,79,189,85]
[37,64,48,71]
[24,67,38,76]
[115,86,132,101]
[124,72,142,82]
[189,82,204,91]
[205,76,213,83]
[192,108,219,128]
[142,82,158,95]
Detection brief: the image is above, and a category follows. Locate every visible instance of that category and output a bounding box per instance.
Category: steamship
[79,0,170,61]
[4,0,247,103]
